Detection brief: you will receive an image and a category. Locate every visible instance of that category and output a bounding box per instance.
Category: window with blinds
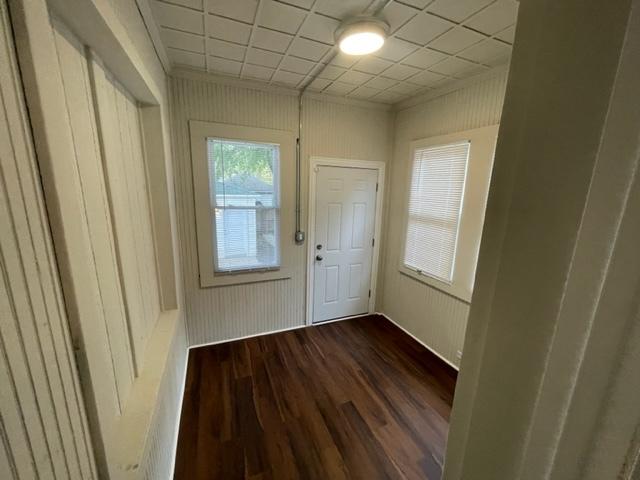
[403,141,470,284]
[207,138,280,273]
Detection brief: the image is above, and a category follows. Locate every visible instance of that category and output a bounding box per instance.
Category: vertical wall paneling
[169,73,392,346]
[89,53,161,371]
[9,0,187,476]
[0,0,96,476]
[52,20,135,410]
[381,71,508,367]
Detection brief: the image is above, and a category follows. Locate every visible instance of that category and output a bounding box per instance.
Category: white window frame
[190,121,295,287]
[399,125,499,302]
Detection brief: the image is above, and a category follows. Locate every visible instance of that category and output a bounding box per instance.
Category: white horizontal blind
[403,141,470,283]
[207,138,280,272]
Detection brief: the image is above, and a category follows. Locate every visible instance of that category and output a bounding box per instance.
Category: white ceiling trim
[135,0,171,72]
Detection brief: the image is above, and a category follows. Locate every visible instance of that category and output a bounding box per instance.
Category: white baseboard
[188,313,372,351]
[376,312,460,371]
[167,347,189,479]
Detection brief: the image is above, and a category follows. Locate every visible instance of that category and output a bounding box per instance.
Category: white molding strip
[377,312,460,371]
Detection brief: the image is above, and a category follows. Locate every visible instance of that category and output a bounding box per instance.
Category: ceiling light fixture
[336,17,389,56]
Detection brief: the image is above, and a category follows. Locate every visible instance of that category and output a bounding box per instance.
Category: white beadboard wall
[380,71,508,368]
[169,73,392,346]
[0,0,96,476]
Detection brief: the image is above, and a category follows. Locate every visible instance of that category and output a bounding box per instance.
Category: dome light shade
[337,18,388,56]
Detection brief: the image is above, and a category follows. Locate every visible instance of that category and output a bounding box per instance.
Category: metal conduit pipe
[293,0,393,245]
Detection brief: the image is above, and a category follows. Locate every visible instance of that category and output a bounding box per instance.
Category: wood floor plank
[174,314,457,479]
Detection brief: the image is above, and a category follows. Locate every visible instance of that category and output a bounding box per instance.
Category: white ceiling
[150,0,518,104]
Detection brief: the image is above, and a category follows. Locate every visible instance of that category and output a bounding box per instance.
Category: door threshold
[312,312,370,326]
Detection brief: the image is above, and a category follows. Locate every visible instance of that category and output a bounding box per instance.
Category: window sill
[200,267,293,288]
[399,266,471,303]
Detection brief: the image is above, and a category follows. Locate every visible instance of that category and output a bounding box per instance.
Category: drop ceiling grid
[152,0,518,104]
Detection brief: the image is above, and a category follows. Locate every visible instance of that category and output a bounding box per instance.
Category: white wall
[0,1,96,476]
[169,72,393,346]
[7,0,187,478]
[380,71,508,367]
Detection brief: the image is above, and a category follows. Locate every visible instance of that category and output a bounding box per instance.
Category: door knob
[316,255,323,261]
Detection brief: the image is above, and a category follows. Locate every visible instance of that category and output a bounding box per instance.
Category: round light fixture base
[336,17,389,56]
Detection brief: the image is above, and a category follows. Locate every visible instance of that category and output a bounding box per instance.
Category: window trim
[399,125,499,302]
[190,120,295,287]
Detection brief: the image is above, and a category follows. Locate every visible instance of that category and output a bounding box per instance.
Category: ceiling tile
[317,64,346,80]
[162,28,204,53]
[208,15,252,44]
[464,0,518,35]
[207,0,257,23]
[407,70,447,86]
[495,25,516,43]
[299,13,339,44]
[169,48,205,68]
[272,70,304,86]
[401,48,447,68]
[459,38,511,64]
[428,27,485,54]
[242,64,274,80]
[315,0,371,19]
[395,12,455,46]
[279,0,314,9]
[427,0,494,22]
[330,52,358,69]
[390,82,422,95]
[164,0,203,11]
[259,1,306,34]
[307,77,332,91]
[375,37,418,62]
[381,63,421,80]
[154,2,204,34]
[253,27,293,52]
[245,47,283,68]
[207,38,246,61]
[288,38,329,61]
[280,55,315,74]
[365,76,397,90]
[381,1,419,32]
[397,0,431,8]
[353,56,393,75]
[324,81,356,95]
[349,86,381,99]
[338,70,373,85]
[429,56,482,77]
[208,56,243,75]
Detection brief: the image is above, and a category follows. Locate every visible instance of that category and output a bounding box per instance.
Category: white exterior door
[313,166,378,323]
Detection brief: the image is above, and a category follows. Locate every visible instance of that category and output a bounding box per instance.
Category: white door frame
[306,156,385,326]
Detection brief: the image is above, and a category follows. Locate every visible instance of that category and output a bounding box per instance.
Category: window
[400,126,498,302]
[208,139,280,272]
[191,121,294,287]
[403,141,469,283]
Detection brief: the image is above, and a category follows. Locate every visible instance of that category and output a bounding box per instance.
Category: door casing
[306,157,385,326]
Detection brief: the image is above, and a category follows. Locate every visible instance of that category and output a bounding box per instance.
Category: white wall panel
[169,74,392,346]
[0,0,96,476]
[381,71,508,367]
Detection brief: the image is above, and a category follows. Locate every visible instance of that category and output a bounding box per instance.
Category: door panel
[313,166,378,323]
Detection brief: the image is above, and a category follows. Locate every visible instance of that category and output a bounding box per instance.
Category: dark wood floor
[174,314,457,480]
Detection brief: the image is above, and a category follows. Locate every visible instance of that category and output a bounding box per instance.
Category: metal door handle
[316,255,323,261]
